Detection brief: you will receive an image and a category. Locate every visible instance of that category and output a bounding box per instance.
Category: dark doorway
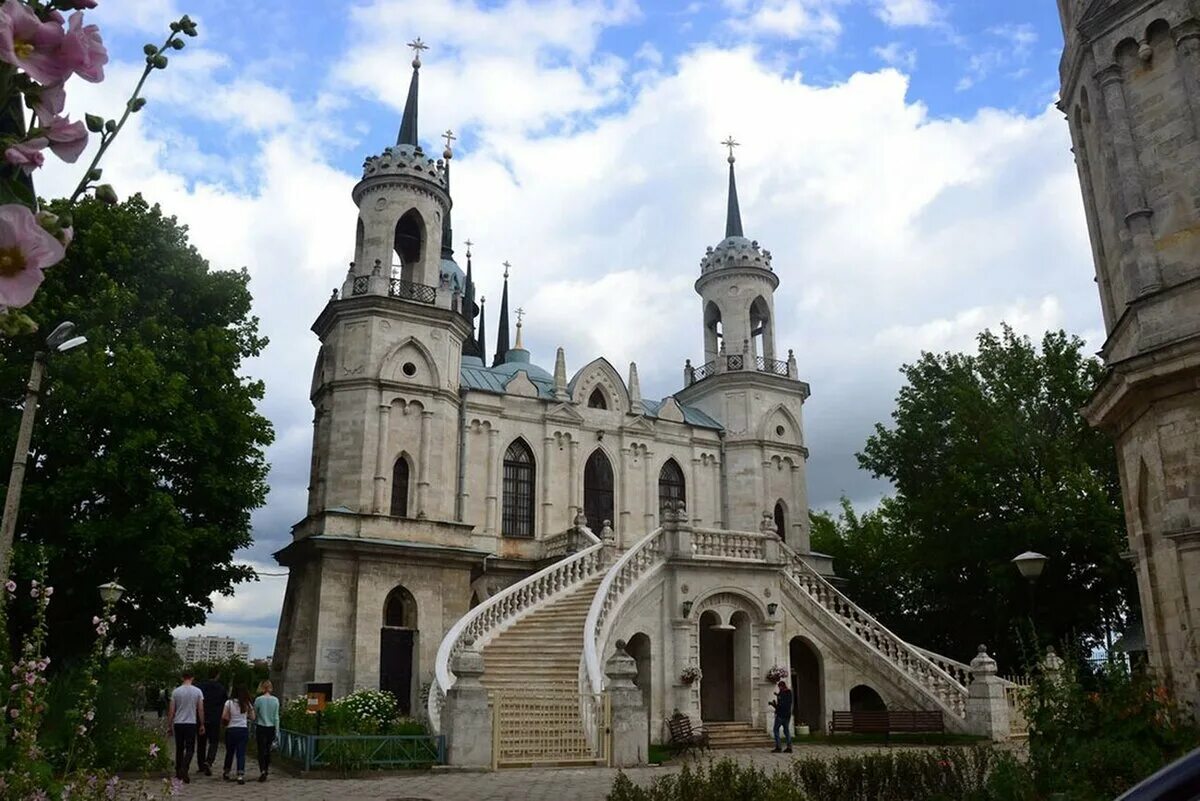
[583,449,614,531]
[699,611,734,721]
[849,685,887,712]
[658,459,686,515]
[391,456,410,517]
[394,209,423,281]
[789,636,823,731]
[626,633,652,748]
[380,585,418,715]
[774,501,786,540]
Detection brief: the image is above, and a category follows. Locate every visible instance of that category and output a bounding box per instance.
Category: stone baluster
[444,638,492,767]
[965,645,1009,742]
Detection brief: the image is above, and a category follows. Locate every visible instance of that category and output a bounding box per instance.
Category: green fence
[276,727,446,771]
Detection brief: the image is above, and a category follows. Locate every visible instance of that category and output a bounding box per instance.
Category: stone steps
[703,721,777,750]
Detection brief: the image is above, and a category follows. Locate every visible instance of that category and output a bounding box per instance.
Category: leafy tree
[0,195,273,665]
[841,326,1133,670]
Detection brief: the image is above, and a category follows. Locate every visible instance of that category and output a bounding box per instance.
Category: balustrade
[691,529,768,561]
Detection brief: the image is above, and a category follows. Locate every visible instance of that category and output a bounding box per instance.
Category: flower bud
[129,98,147,113]
[95,184,118,205]
[153,54,168,69]
[104,119,116,133]
[85,114,105,133]
[87,168,102,181]
[170,39,185,50]
[143,44,158,56]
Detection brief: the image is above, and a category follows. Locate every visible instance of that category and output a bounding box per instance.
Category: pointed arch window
[502,439,535,538]
[588,387,608,409]
[658,459,686,514]
[774,501,787,540]
[584,449,614,531]
[390,456,410,517]
[394,209,424,282]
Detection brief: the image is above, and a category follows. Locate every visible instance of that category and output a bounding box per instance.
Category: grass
[789,732,988,746]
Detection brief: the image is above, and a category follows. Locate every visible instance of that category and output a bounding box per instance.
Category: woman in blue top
[253,681,281,782]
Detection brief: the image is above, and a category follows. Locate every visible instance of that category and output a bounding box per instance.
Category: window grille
[502,440,535,538]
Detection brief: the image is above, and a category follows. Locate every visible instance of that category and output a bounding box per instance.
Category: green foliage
[0,195,274,665]
[827,326,1133,668]
[281,690,426,736]
[187,656,269,696]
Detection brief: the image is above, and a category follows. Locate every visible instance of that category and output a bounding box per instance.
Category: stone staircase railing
[911,645,1018,691]
[542,524,602,560]
[582,526,668,694]
[691,528,769,561]
[780,541,969,719]
[427,535,609,733]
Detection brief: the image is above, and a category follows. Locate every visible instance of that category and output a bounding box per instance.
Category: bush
[280,689,426,737]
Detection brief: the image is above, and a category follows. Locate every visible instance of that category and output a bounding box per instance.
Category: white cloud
[958,23,1038,91]
[874,0,943,27]
[873,41,918,71]
[725,0,845,42]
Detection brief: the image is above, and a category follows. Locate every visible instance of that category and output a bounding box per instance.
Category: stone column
[605,641,648,767]
[372,401,391,513]
[758,620,779,734]
[619,446,633,538]
[1172,20,1200,140]
[790,463,805,551]
[712,457,723,528]
[671,620,700,722]
[542,435,554,536]
[689,456,701,525]
[443,638,493,768]
[485,427,499,534]
[416,409,434,518]
[644,449,656,533]
[568,437,579,520]
[1095,63,1163,297]
[964,645,1009,742]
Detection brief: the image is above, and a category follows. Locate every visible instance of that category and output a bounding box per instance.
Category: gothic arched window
[583,449,614,531]
[658,459,686,514]
[390,456,410,517]
[502,439,535,538]
[393,209,424,281]
[588,387,608,409]
[774,501,787,540]
[383,584,417,629]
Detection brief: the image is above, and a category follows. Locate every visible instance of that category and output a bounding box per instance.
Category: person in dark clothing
[769,680,794,753]
[195,671,227,776]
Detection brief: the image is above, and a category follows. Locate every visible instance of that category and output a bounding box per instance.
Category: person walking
[167,671,206,782]
[769,680,794,753]
[221,686,256,784]
[253,680,281,782]
[195,669,227,776]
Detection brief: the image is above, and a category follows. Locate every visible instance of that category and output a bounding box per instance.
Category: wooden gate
[491,687,609,768]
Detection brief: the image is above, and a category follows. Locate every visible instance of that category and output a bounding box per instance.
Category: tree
[0,195,273,665]
[846,326,1133,670]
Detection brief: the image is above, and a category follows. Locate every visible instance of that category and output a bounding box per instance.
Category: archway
[626,633,652,747]
[789,636,823,732]
[583,449,614,531]
[390,455,411,517]
[658,459,686,516]
[380,585,418,715]
[699,610,734,721]
[393,209,424,282]
[849,684,887,712]
[749,296,774,361]
[704,302,723,361]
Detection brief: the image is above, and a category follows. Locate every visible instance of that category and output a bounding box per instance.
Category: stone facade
[1058,0,1200,707]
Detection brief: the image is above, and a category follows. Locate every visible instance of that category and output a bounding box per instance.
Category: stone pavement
[167,744,953,801]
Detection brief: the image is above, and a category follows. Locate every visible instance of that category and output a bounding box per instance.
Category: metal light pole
[1012,550,1049,622]
[0,323,87,580]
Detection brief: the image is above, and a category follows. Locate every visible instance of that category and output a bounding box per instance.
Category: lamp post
[1012,550,1048,621]
[98,580,126,605]
[0,322,87,580]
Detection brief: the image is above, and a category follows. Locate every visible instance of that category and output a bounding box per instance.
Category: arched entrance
[583,449,614,531]
[380,585,418,715]
[850,684,887,712]
[626,633,652,747]
[699,610,734,721]
[789,636,823,732]
[774,501,787,540]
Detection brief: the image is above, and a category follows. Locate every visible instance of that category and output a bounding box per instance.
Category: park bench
[667,712,709,755]
[830,710,944,737]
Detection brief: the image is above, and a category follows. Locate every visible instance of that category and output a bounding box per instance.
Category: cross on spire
[721,135,740,163]
[407,37,428,65]
[442,129,456,157]
[502,260,511,279]
[515,307,525,326]
[464,238,473,256]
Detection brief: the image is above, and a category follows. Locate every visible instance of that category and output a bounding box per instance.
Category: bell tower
[677,140,812,550]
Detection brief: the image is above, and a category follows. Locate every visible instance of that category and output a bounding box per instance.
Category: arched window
[774,501,786,540]
[390,456,410,517]
[394,209,424,281]
[704,302,723,360]
[849,684,887,712]
[588,387,608,409]
[502,439,535,538]
[749,295,774,361]
[658,459,686,513]
[583,449,614,530]
[383,584,417,629]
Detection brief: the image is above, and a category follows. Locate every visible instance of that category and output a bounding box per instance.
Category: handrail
[911,645,1018,689]
[582,527,667,694]
[779,540,969,718]
[427,537,608,732]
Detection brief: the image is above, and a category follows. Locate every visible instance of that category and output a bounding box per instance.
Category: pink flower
[39,115,87,162]
[23,672,34,685]
[0,2,68,85]
[92,616,100,625]
[149,743,160,757]
[0,204,67,308]
[85,709,94,720]
[60,12,106,83]
[8,708,17,719]
[43,586,53,596]
[35,82,66,120]
[4,580,15,593]
[30,586,40,598]
[68,1,99,8]
[5,139,46,174]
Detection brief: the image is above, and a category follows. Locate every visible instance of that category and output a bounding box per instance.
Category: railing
[351,276,369,296]
[687,354,791,385]
[542,525,601,560]
[755,355,789,376]
[692,528,768,561]
[276,728,445,771]
[582,527,667,695]
[389,277,437,304]
[913,645,1021,693]
[727,354,745,370]
[1003,675,1032,737]
[428,539,609,732]
[780,541,969,719]
[491,688,609,768]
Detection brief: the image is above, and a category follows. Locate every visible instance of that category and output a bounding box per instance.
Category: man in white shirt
[167,670,206,783]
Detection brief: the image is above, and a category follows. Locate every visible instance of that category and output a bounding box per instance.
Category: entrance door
[380,628,414,715]
[699,611,734,721]
[583,450,614,531]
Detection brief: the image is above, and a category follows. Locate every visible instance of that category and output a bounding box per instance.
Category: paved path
[166,744,952,801]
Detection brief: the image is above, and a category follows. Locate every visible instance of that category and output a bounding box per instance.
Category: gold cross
[442,129,456,150]
[721,135,740,160]
[502,260,511,279]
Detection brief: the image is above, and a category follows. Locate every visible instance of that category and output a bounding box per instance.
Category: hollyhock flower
[0,204,67,308]
[4,580,14,593]
[149,743,160,757]
[0,2,68,84]
[23,672,34,685]
[4,139,47,174]
[85,709,94,720]
[35,82,66,121]
[92,616,100,625]
[44,586,53,596]
[39,115,86,162]
[8,708,17,718]
[60,11,106,83]
[30,586,40,598]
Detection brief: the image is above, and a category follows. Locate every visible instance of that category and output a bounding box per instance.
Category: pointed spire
[476,295,487,360]
[554,347,568,400]
[628,362,642,410]
[514,307,525,349]
[492,262,511,367]
[397,38,428,147]
[722,135,743,239]
[441,129,456,258]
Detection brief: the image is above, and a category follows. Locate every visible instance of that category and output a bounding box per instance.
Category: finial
[407,37,428,67]
[442,128,456,160]
[503,260,511,279]
[480,295,486,303]
[721,135,739,164]
[465,238,473,257]
[514,307,525,349]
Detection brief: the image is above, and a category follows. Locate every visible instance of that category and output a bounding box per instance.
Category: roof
[641,398,722,429]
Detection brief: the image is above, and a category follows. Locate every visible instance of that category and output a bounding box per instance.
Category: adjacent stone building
[1058,0,1200,708]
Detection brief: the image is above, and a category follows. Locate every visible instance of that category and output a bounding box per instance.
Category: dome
[440,257,465,294]
[491,348,554,383]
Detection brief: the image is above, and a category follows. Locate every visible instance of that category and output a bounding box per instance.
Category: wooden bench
[667,712,709,755]
[830,710,944,737]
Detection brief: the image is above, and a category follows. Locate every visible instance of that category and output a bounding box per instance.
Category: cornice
[312,292,472,340]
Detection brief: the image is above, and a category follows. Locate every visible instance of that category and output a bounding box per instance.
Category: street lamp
[98,581,126,605]
[0,322,88,579]
[1012,551,1049,622]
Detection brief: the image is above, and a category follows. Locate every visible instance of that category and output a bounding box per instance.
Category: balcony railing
[686,354,791,385]
[389,278,437,304]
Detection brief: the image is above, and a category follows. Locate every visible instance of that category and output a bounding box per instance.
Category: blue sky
[41,0,1097,658]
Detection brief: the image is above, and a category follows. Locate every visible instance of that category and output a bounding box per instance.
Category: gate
[491,687,610,768]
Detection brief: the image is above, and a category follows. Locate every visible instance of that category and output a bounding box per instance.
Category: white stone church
[270,44,1005,762]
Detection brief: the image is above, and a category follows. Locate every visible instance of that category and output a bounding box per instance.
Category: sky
[38,0,1097,659]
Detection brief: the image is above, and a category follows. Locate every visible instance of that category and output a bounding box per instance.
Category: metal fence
[389,278,437,304]
[276,728,446,771]
[491,688,609,769]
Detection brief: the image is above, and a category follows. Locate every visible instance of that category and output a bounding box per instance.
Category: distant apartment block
[175,635,251,664]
